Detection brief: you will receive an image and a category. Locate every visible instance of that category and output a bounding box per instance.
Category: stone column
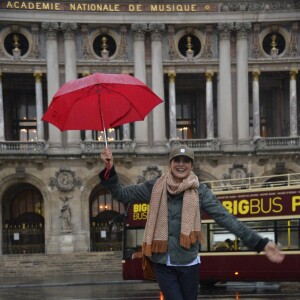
[132,24,149,151]
[61,23,81,151]
[252,70,261,140]
[80,71,93,141]
[150,24,166,151]
[168,72,177,140]
[290,69,298,137]
[34,71,44,140]
[236,23,251,147]
[42,22,62,150]
[217,23,234,148]
[0,71,4,141]
[205,71,214,139]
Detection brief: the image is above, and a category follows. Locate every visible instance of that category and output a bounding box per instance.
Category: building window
[92,127,122,142]
[3,73,42,141]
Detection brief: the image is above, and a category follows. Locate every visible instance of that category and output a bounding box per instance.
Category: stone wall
[0,251,122,277]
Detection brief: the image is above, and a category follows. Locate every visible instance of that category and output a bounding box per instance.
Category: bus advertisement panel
[204,187,300,221]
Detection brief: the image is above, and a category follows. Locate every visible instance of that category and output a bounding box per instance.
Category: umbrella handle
[103,129,108,148]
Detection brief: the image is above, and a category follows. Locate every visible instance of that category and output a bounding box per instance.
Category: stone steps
[0,251,122,277]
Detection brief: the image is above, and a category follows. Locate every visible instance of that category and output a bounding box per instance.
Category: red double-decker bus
[121,173,300,285]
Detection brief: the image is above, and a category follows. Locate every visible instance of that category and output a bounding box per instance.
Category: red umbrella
[42,73,163,146]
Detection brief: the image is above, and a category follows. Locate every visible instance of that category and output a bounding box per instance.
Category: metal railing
[203,173,300,194]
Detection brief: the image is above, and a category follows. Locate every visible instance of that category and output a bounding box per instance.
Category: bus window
[277,219,300,250]
[124,228,144,259]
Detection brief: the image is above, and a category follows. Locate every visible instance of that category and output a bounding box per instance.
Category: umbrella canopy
[42,73,163,133]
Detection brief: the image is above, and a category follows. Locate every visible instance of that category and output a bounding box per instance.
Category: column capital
[82,70,91,77]
[149,24,165,41]
[205,71,214,81]
[34,72,42,82]
[235,22,251,39]
[217,23,234,39]
[168,72,176,82]
[131,24,147,41]
[41,22,59,39]
[252,70,260,80]
[290,69,298,80]
[61,23,78,39]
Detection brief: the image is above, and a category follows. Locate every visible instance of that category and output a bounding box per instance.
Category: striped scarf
[142,170,203,257]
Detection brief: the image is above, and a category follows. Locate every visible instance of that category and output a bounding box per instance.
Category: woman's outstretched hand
[100,148,114,170]
[264,241,285,263]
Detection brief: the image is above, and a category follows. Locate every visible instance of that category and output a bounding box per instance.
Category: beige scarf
[142,170,204,257]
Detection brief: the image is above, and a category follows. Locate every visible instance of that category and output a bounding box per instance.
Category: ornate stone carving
[119,24,128,60]
[30,23,40,59]
[49,168,82,192]
[81,24,91,59]
[85,158,97,170]
[60,195,72,232]
[204,24,213,58]
[34,160,44,171]
[252,23,261,58]
[223,163,254,187]
[122,157,133,169]
[221,1,296,12]
[289,22,298,57]
[167,25,175,60]
[275,162,286,174]
[137,166,162,183]
[16,165,26,179]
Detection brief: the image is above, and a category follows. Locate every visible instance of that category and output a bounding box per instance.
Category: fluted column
[217,23,234,148]
[34,71,44,140]
[290,69,298,137]
[0,71,4,141]
[81,71,93,141]
[132,24,149,151]
[168,72,177,140]
[236,23,251,147]
[42,22,62,150]
[150,24,166,151]
[205,71,214,139]
[61,23,81,150]
[252,70,261,140]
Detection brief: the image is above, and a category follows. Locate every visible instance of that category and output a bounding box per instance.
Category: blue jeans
[153,262,200,300]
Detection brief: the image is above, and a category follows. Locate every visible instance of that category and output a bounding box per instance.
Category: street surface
[0,278,300,299]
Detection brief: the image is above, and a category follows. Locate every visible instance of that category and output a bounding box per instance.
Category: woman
[100,145,284,300]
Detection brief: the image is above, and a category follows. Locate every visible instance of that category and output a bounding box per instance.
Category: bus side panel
[200,254,300,282]
[123,258,144,280]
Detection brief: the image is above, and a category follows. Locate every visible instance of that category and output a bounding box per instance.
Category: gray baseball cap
[169,145,194,162]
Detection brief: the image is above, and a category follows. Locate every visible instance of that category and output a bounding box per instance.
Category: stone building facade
[0,0,299,274]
